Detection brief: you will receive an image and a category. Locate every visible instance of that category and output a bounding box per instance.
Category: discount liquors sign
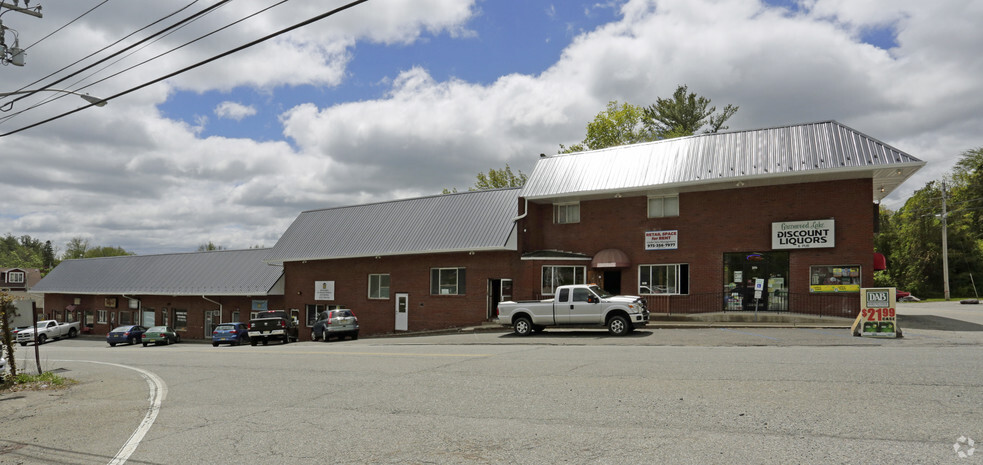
[772,219,835,249]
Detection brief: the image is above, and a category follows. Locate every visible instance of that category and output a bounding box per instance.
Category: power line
[20,0,110,52]
[0,0,225,113]
[0,0,229,123]
[0,0,371,138]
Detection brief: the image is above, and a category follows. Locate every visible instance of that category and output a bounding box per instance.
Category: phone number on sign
[861,307,896,321]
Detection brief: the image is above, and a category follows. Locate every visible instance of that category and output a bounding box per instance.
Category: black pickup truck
[247,310,299,345]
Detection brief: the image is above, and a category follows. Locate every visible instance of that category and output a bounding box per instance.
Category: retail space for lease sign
[772,219,835,249]
[645,230,678,250]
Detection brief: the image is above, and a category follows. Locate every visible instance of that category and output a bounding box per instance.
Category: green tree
[887,182,944,297]
[0,233,48,269]
[62,237,132,260]
[444,164,527,194]
[198,242,226,252]
[85,246,133,258]
[41,241,55,269]
[63,237,89,260]
[642,85,739,139]
[559,101,650,153]
[474,164,528,190]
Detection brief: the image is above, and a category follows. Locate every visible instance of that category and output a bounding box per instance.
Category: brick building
[32,121,924,340]
[30,249,284,338]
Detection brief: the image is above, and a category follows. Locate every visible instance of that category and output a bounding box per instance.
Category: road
[1,301,981,464]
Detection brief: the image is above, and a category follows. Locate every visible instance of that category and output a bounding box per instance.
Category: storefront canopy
[591,249,630,268]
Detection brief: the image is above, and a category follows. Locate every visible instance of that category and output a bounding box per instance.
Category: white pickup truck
[15,320,81,346]
[497,284,649,336]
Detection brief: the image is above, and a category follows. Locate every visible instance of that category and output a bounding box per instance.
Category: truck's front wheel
[513,317,533,336]
[607,315,630,336]
[37,334,47,345]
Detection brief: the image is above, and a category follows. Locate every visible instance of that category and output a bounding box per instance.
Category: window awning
[873,252,886,271]
[591,249,630,268]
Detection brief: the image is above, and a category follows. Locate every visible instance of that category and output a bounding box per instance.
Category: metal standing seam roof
[264,188,521,264]
[520,120,925,202]
[30,248,284,296]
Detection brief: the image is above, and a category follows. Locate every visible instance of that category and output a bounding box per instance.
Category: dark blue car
[212,322,250,346]
[107,325,147,347]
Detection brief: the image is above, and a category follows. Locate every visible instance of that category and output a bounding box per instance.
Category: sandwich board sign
[852,287,900,338]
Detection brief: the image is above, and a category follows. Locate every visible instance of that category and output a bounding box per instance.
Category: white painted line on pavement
[55,360,167,465]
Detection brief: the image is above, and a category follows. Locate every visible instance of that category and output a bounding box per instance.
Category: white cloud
[214,101,257,121]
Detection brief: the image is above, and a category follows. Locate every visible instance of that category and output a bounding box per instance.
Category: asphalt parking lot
[1,300,980,464]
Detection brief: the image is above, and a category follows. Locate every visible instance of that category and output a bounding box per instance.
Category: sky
[0,0,980,256]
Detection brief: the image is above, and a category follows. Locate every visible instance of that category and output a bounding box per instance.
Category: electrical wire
[0,0,371,138]
[54,0,290,110]
[19,0,110,52]
[0,0,226,113]
[0,0,231,122]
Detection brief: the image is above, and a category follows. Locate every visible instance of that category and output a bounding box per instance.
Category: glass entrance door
[723,252,789,311]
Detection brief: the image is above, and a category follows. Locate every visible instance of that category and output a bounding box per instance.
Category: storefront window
[174,310,188,331]
[431,268,466,295]
[810,265,861,293]
[723,252,790,311]
[638,264,689,295]
[541,265,586,295]
[306,304,326,326]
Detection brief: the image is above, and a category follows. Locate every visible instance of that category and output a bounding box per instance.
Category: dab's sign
[852,287,901,338]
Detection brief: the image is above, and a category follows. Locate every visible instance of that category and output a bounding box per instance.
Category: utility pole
[0,2,43,18]
[941,181,950,301]
[0,1,42,67]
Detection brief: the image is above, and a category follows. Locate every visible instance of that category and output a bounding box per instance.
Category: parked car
[212,322,250,346]
[312,309,359,341]
[896,290,911,299]
[15,320,81,346]
[9,325,30,337]
[107,325,147,347]
[142,326,181,346]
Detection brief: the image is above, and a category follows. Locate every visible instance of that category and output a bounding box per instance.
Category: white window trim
[97,309,108,324]
[7,271,25,283]
[638,263,689,295]
[431,267,466,295]
[368,273,391,300]
[647,195,679,218]
[553,202,581,224]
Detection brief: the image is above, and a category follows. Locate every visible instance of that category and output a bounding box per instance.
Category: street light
[0,88,108,110]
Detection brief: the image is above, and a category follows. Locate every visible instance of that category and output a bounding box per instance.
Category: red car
[896,290,911,299]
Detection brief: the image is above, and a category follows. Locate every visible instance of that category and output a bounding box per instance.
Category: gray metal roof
[31,248,284,296]
[264,188,521,264]
[521,121,925,202]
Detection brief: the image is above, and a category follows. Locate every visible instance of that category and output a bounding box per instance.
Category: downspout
[511,197,529,223]
[202,296,223,323]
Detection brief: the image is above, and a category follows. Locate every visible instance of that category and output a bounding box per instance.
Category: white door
[395,293,409,331]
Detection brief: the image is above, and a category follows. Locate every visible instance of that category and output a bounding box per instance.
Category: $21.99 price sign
[861,307,895,321]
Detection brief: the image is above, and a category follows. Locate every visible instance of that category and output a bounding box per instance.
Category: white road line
[55,360,167,465]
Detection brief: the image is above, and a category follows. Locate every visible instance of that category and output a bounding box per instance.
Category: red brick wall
[284,250,519,339]
[517,178,875,297]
